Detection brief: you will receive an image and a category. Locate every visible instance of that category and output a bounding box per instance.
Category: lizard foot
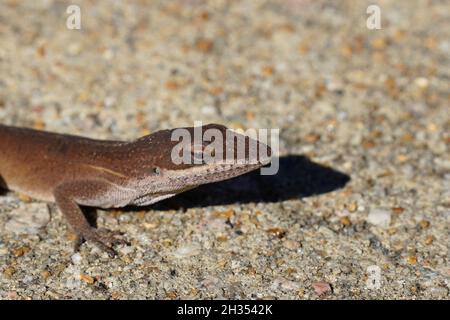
[74,228,130,257]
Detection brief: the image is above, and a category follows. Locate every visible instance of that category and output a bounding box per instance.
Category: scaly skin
[0,123,271,256]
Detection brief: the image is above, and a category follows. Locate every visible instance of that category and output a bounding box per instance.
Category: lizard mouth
[169,160,269,189]
[147,142,272,194]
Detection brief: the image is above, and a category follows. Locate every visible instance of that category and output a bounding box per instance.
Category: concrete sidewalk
[0,0,448,299]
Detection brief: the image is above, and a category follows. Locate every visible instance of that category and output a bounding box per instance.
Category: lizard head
[127,124,272,204]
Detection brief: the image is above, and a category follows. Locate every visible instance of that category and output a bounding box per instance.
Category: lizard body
[0,123,271,256]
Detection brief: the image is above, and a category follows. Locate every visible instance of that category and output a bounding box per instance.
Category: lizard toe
[76,228,124,257]
[73,233,86,252]
[93,240,117,258]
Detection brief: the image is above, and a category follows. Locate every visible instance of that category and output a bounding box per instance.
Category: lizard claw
[73,234,85,252]
[74,228,129,257]
[97,228,130,246]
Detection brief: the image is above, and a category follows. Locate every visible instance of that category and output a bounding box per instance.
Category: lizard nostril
[152,167,161,175]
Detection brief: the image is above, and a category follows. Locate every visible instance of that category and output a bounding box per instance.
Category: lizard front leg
[54,180,128,257]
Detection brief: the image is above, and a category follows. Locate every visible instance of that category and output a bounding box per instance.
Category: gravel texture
[0,0,449,299]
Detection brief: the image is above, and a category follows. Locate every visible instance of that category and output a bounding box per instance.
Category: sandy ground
[0,0,448,299]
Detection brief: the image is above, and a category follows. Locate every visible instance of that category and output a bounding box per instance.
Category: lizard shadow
[145,155,350,210]
[0,176,7,196]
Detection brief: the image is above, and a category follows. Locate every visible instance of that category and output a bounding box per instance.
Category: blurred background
[0,0,448,299]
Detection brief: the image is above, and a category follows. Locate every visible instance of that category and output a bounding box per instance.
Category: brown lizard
[0,123,271,256]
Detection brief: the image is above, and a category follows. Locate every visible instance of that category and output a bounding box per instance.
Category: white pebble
[201,105,217,115]
[119,214,131,223]
[22,275,34,284]
[172,244,201,259]
[71,253,82,265]
[414,77,429,88]
[367,208,391,228]
[104,96,116,108]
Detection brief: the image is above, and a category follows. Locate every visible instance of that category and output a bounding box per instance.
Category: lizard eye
[152,167,161,175]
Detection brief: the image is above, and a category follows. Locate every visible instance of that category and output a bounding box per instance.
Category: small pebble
[312,281,332,296]
[282,239,300,250]
[12,246,30,257]
[143,222,158,229]
[71,253,82,265]
[340,216,351,226]
[407,255,417,264]
[3,266,16,278]
[271,277,300,291]
[392,207,405,214]
[346,202,358,212]
[367,208,391,228]
[419,220,430,228]
[172,244,201,259]
[201,105,217,115]
[165,290,178,299]
[80,274,95,284]
[165,80,179,90]
[424,235,434,245]
[414,77,429,89]
[195,38,214,52]
[41,270,51,280]
[266,228,286,239]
